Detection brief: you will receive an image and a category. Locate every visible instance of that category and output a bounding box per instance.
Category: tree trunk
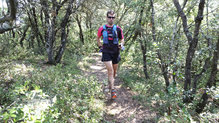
[138,0,149,79]
[205,0,212,57]
[27,8,41,49]
[0,0,17,34]
[192,58,210,94]
[173,0,205,102]
[157,52,170,92]
[172,0,193,44]
[150,0,156,42]
[196,32,219,113]
[41,0,56,64]
[139,36,149,79]
[32,7,44,48]
[151,0,169,91]
[19,25,29,47]
[76,14,84,44]
[55,0,74,63]
[170,1,188,84]
[31,8,40,48]
[40,0,81,64]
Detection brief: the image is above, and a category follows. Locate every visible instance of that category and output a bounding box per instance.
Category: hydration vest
[102,25,119,44]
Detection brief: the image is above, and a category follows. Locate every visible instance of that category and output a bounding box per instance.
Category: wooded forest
[0,0,218,122]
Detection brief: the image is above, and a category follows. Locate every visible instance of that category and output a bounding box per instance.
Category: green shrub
[0,52,104,122]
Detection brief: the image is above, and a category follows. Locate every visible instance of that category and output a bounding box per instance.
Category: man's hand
[99,46,103,52]
[118,43,125,51]
[97,36,103,52]
[119,38,125,51]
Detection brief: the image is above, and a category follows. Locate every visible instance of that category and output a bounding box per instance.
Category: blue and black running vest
[102,25,119,44]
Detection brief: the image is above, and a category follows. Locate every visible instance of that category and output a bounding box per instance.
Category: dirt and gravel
[86,53,156,123]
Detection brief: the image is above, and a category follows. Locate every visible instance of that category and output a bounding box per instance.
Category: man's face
[107,13,115,25]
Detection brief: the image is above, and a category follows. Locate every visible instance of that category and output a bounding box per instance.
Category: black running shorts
[101,52,121,64]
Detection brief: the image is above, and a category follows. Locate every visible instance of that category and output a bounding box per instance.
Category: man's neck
[107,24,113,26]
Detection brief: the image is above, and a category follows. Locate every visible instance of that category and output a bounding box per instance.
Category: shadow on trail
[103,78,156,123]
[86,53,157,123]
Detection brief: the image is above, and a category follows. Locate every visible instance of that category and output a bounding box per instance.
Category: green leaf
[9,109,16,114]
[10,114,16,118]
[3,112,9,120]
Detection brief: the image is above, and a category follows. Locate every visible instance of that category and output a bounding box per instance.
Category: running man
[97,10,125,99]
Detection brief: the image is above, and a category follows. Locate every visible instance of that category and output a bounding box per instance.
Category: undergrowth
[0,49,104,122]
[119,65,219,122]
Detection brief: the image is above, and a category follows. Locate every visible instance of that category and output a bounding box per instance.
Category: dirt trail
[87,53,156,123]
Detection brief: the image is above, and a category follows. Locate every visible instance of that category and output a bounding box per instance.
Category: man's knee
[108,68,114,75]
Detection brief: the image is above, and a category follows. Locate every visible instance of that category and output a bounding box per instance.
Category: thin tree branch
[173,0,193,44]
[0,0,17,23]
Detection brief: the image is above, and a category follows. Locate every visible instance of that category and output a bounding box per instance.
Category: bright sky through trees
[0,0,7,8]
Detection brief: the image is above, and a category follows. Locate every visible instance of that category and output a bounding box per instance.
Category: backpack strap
[103,25,107,30]
[113,25,117,32]
[112,25,118,44]
[102,25,108,44]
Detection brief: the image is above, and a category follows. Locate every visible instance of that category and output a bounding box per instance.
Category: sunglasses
[108,16,115,19]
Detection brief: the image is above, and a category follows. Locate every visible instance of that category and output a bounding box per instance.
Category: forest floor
[83,53,156,123]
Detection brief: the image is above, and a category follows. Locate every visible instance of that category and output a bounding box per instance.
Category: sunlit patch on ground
[22,90,55,121]
[0,86,56,122]
[77,53,103,72]
[90,65,103,70]
[1,62,34,81]
[12,63,34,75]
[89,99,104,111]
[85,53,157,122]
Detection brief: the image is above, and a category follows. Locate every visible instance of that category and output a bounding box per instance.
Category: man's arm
[97,27,103,48]
[97,36,102,48]
[117,26,124,46]
[120,38,124,46]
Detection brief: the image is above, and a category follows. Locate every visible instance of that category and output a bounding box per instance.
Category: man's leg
[112,53,120,78]
[104,61,114,90]
[113,64,119,78]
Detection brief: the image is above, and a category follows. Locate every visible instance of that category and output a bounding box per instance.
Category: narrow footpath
[85,53,156,123]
